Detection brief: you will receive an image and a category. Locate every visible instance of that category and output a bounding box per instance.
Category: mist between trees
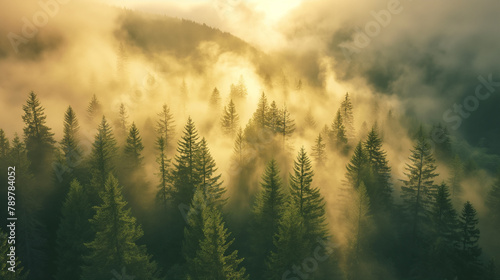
[0,86,499,280]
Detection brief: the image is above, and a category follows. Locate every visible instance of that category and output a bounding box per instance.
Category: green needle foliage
[22,91,56,176]
[89,116,118,202]
[363,126,393,213]
[400,130,439,248]
[185,189,248,280]
[123,122,145,168]
[266,201,309,280]
[250,159,286,278]
[170,117,201,208]
[0,228,27,280]
[457,201,482,280]
[221,99,239,136]
[289,147,328,245]
[54,180,93,280]
[81,175,159,280]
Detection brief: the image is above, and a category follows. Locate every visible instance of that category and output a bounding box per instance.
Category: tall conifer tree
[221,99,239,136]
[340,92,355,140]
[330,109,348,153]
[155,136,170,208]
[89,116,118,202]
[22,91,56,176]
[457,201,482,280]
[250,160,286,278]
[363,126,393,213]
[277,105,295,149]
[185,188,248,280]
[170,117,201,208]
[54,180,93,280]
[400,131,438,247]
[156,104,176,156]
[289,147,328,243]
[253,92,269,129]
[81,175,159,280]
[311,133,326,166]
[427,183,459,279]
[123,122,144,168]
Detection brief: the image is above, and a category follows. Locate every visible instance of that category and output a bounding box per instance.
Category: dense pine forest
[0,87,499,280]
[1,1,500,280]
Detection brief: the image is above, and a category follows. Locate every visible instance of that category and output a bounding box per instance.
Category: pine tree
[266,201,309,280]
[340,92,354,140]
[9,134,24,164]
[60,106,82,167]
[267,101,280,133]
[10,134,48,280]
[237,76,248,99]
[54,180,93,280]
[196,138,225,206]
[432,183,459,244]
[311,133,326,166]
[0,129,9,222]
[253,92,269,129]
[186,199,249,280]
[345,142,370,189]
[55,106,83,184]
[115,103,130,142]
[304,110,317,129]
[486,170,500,232]
[0,129,10,216]
[166,117,201,266]
[457,201,482,280]
[230,75,248,102]
[347,182,371,261]
[210,87,222,109]
[232,128,246,166]
[89,116,118,201]
[183,187,208,269]
[155,136,170,208]
[289,147,328,243]
[0,129,9,159]
[156,103,176,156]
[250,160,286,278]
[427,183,459,279]
[277,105,296,148]
[81,175,159,280]
[0,228,27,280]
[22,91,56,175]
[221,99,239,136]
[330,109,348,153]
[87,94,102,121]
[123,122,144,168]
[170,117,201,208]
[48,106,84,275]
[364,126,393,213]
[400,131,439,247]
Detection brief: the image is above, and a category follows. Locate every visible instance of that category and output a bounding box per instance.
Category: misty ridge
[1,1,500,280]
